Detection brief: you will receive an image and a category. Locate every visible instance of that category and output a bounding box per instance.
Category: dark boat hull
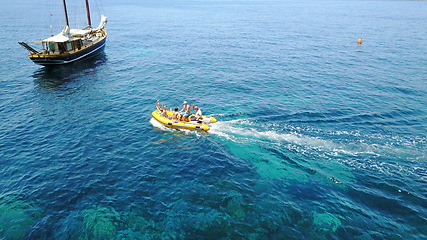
[30,37,106,66]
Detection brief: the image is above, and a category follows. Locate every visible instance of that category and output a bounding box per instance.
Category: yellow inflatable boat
[151,110,217,131]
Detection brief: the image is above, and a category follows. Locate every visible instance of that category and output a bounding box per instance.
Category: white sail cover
[96,15,108,30]
[42,33,69,43]
[70,29,91,36]
[42,25,70,42]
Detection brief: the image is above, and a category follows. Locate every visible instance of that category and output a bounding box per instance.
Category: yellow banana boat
[151,110,217,131]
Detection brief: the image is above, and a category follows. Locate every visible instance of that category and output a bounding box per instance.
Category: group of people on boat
[156,100,203,122]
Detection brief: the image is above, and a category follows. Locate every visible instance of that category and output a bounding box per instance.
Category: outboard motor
[202,118,212,124]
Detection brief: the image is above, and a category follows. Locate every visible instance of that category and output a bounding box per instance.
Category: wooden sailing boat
[19,0,107,66]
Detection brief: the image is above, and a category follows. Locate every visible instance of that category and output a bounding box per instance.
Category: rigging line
[71,0,75,28]
[80,0,86,28]
[71,0,79,28]
[70,0,91,28]
[76,0,87,28]
[46,0,56,36]
[41,0,49,38]
[37,1,44,39]
[93,0,99,16]
[94,0,105,18]
[17,0,33,41]
[75,0,80,28]
[80,0,85,28]
[20,9,32,42]
[46,0,51,36]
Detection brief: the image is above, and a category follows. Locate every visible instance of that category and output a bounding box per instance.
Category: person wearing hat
[180,101,191,121]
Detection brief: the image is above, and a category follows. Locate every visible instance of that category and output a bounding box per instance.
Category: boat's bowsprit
[18,42,38,54]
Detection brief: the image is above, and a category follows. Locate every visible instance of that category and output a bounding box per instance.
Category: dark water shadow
[32,53,108,92]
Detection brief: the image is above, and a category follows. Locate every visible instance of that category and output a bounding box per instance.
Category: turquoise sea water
[1,0,426,239]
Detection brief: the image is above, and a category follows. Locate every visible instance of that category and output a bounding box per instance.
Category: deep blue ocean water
[1,0,426,239]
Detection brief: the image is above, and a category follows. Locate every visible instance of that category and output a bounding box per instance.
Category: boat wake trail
[209,119,337,151]
[209,118,426,183]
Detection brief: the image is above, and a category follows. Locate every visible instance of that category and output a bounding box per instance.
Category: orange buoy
[357,38,363,45]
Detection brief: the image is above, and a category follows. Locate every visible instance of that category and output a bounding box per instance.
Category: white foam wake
[209,119,427,180]
[149,117,171,131]
[209,119,337,150]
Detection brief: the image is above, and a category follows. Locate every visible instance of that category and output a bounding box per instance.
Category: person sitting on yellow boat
[192,105,203,121]
[179,101,188,112]
[180,101,191,121]
[156,100,162,113]
[172,107,182,121]
[161,105,169,118]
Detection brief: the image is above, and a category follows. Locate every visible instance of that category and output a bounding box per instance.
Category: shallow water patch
[0,197,41,240]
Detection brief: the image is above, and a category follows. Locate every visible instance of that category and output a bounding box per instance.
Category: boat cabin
[41,33,86,55]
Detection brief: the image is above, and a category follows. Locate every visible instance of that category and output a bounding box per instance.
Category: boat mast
[62,0,70,27]
[85,0,92,28]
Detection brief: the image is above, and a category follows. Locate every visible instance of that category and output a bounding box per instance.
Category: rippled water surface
[1,0,426,239]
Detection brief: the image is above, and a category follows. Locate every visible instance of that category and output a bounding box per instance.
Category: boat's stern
[197,124,210,131]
